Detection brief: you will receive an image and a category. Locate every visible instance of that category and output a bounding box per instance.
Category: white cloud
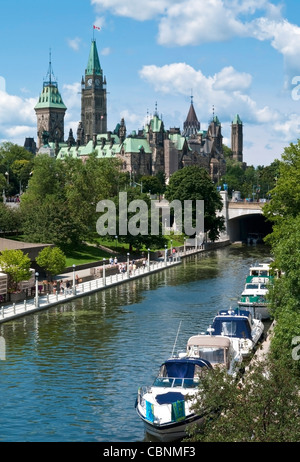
[273,113,300,142]
[139,62,273,125]
[0,76,6,92]
[158,0,247,46]
[0,89,37,144]
[91,0,300,77]
[67,37,82,51]
[252,18,300,76]
[213,66,252,91]
[101,47,112,56]
[0,90,36,126]
[91,0,175,21]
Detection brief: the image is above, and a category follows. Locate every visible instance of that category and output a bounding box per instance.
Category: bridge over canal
[220,191,272,243]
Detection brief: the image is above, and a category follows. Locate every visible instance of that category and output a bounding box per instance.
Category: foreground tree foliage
[187,140,300,442]
[36,246,66,280]
[0,249,32,292]
[20,154,126,248]
[186,358,300,442]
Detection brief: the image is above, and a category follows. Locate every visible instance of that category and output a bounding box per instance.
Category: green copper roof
[232,114,242,124]
[35,84,66,110]
[212,115,220,125]
[86,40,102,76]
[169,133,186,151]
[122,137,152,154]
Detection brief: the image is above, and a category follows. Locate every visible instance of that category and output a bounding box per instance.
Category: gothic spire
[86,40,102,76]
[183,96,200,137]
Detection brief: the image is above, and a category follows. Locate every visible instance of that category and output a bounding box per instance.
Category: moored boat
[135,357,211,442]
[185,334,240,375]
[207,308,264,358]
[238,276,271,320]
[238,262,275,320]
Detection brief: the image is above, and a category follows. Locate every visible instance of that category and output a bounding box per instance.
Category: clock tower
[81,40,107,142]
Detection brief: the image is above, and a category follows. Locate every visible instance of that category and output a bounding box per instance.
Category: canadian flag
[93,25,101,30]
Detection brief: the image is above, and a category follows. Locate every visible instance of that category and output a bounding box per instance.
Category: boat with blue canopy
[135,357,211,442]
[207,308,264,358]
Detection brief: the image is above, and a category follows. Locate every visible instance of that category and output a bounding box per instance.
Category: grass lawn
[6,233,186,267]
[64,243,112,267]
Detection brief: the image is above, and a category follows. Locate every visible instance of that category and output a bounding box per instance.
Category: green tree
[0,249,32,292]
[20,154,126,247]
[264,140,300,225]
[36,246,66,280]
[140,174,165,195]
[0,142,34,195]
[97,188,167,252]
[263,141,300,376]
[186,358,300,442]
[0,203,22,235]
[165,166,225,241]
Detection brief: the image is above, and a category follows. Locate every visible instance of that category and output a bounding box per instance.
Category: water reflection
[0,246,271,442]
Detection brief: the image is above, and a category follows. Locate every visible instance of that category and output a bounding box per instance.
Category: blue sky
[1,0,300,166]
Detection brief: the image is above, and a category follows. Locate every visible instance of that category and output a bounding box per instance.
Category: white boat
[238,276,271,320]
[248,262,272,278]
[135,357,212,442]
[238,262,275,320]
[208,308,264,358]
[185,334,240,375]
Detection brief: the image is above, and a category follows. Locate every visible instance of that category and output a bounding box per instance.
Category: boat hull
[136,405,205,442]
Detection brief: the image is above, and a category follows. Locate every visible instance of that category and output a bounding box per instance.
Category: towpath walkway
[0,244,212,325]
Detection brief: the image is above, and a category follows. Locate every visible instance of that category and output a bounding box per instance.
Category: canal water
[0,245,271,442]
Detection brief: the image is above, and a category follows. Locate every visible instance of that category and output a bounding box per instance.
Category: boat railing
[152,376,200,389]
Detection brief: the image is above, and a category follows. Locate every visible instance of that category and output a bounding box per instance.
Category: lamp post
[115,235,118,251]
[164,245,167,266]
[170,239,173,262]
[147,248,150,270]
[72,264,76,295]
[184,237,186,255]
[103,258,106,286]
[127,253,130,277]
[35,272,39,307]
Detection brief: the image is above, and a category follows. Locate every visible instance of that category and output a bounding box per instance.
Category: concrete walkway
[0,250,196,324]
[0,241,231,325]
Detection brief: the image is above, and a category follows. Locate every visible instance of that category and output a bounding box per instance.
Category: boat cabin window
[260,270,268,276]
[195,347,225,365]
[246,284,259,290]
[218,320,251,339]
[221,321,237,336]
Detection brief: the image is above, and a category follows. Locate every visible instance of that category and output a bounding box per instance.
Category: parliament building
[33,40,244,183]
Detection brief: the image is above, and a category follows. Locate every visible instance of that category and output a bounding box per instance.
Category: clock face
[95,79,100,86]
[87,78,92,86]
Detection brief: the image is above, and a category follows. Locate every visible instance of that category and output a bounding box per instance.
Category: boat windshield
[153,359,209,388]
[246,284,259,290]
[212,319,252,339]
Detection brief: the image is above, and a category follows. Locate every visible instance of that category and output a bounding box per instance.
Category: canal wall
[0,239,230,325]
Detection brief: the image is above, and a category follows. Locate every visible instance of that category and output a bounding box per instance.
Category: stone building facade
[35,40,244,183]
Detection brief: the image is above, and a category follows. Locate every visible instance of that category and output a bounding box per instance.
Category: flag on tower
[93,25,101,30]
